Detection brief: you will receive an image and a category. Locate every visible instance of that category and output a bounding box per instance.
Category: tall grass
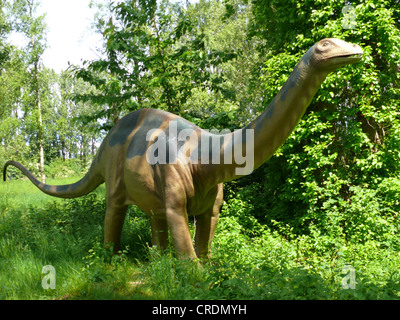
[0,178,399,300]
[0,178,150,299]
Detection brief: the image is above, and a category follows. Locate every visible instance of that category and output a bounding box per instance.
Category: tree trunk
[81,134,87,168]
[91,137,96,156]
[28,0,46,183]
[35,61,46,183]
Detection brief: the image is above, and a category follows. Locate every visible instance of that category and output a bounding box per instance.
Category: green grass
[0,177,151,299]
[1,176,105,208]
[0,177,399,300]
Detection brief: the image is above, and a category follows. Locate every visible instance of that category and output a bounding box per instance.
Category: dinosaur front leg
[104,202,128,254]
[166,208,197,260]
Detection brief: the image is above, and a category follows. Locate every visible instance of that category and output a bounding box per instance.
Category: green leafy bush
[45,158,86,179]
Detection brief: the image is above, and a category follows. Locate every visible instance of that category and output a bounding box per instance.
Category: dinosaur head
[309,38,363,71]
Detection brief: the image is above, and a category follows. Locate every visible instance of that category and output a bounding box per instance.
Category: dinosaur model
[3,38,362,260]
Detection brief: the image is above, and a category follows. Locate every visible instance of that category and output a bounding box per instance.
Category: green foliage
[74,0,237,130]
[45,158,85,179]
[140,248,208,299]
[1,1,103,172]
[81,240,128,283]
[1,174,399,299]
[9,0,47,63]
[1,0,400,301]
[240,0,400,244]
[0,0,12,69]
[0,185,151,299]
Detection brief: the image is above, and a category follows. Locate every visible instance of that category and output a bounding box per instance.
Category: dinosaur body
[3,38,362,260]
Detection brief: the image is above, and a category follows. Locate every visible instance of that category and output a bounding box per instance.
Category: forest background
[0,0,400,299]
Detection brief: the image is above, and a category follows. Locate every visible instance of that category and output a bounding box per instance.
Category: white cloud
[39,0,102,72]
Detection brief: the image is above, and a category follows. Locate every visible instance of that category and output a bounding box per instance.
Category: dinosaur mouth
[335,53,363,59]
[323,52,363,63]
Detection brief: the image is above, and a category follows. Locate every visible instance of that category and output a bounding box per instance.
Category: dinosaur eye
[322,41,331,47]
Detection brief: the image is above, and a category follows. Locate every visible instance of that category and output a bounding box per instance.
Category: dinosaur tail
[3,160,104,199]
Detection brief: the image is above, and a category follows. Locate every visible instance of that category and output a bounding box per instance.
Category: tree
[0,1,28,169]
[244,0,400,233]
[74,0,236,131]
[0,0,12,70]
[10,0,47,182]
[57,70,104,167]
[183,0,264,129]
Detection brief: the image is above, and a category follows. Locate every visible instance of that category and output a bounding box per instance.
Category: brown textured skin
[3,39,362,260]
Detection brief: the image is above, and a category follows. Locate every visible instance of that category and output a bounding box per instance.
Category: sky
[38,0,102,73]
[11,0,194,73]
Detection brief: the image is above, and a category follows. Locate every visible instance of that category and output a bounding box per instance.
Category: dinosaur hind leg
[194,211,219,259]
[104,202,128,254]
[150,215,169,250]
[194,184,223,259]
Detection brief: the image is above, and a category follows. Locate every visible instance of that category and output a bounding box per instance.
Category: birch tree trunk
[28,0,46,183]
[35,62,46,183]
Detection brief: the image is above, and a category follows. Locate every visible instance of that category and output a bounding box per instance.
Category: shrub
[45,158,86,179]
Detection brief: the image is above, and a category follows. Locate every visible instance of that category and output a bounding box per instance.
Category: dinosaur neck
[201,48,329,185]
[246,51,329,172]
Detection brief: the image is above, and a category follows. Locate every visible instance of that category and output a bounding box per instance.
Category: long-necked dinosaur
[3,38,362,260]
